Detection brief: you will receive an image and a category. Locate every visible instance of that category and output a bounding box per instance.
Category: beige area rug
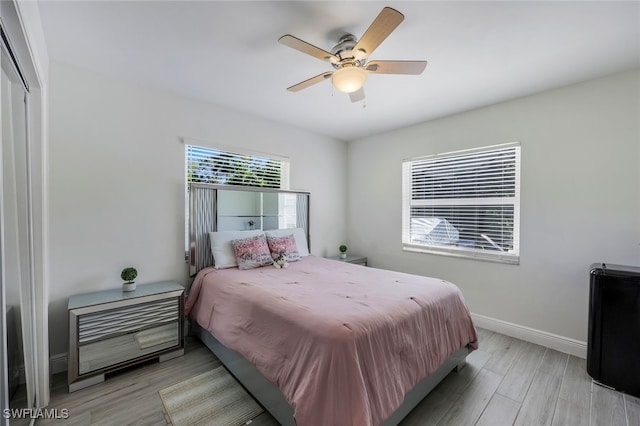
[159,367,264,426]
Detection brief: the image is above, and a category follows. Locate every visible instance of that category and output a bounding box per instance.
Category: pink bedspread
[185,256,477,426]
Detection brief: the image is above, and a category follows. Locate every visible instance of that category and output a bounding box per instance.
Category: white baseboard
[471,313,587,359]
[50,352,68,375]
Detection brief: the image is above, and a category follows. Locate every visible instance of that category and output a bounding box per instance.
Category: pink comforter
[185,256,477,426]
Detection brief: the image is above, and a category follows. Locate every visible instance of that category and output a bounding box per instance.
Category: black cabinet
[587,263,640,398]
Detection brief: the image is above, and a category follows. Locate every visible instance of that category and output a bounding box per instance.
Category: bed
[186,184,478,426]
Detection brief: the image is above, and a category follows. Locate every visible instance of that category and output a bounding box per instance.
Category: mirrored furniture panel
[189,184,310,275]
[68,282,184,392]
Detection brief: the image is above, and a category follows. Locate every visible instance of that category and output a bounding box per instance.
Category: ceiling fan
[278,7,427,103]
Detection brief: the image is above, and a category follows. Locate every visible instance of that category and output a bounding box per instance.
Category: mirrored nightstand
[327,254,368,266]
[68,281,184,392]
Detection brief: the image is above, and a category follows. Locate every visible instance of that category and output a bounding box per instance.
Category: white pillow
[264,228,309,257]
[209,230,266,268]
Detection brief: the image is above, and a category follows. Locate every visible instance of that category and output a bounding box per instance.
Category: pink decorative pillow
[266,234,301,262]
[231,234,273,270]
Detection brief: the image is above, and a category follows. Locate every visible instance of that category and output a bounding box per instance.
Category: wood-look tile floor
[40,329,640,425]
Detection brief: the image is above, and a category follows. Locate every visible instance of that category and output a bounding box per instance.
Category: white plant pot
[340,253,347,259]
[122,282,136,292]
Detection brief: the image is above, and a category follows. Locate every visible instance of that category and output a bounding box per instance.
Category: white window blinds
[402,143,520,264]
[186,145,289,189]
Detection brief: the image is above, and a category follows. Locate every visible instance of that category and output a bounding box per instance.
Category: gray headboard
[188,183,310,276]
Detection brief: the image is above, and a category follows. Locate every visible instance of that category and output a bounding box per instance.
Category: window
[184,144,290,253]
[402,143,520,264]
[186,144,289,189]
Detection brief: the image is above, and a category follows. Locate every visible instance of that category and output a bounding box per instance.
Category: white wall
[48,62,347,356]
[347,69,640,348]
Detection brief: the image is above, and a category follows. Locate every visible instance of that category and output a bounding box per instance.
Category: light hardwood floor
[40,328,640,426]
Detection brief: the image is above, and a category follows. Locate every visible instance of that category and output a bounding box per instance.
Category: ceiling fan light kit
[279,7,427,103]
[332,66,368,93]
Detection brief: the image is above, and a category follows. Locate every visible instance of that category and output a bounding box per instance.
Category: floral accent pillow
[231,234,273,270]
[266,234,301,262]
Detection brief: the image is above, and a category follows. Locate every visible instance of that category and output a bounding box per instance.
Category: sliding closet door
[1,31,35,416]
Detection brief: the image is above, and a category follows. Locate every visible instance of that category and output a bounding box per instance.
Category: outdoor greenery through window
[186,144,289,189]
[402,143,520,264]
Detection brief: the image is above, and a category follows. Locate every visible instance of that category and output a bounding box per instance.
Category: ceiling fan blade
[278,34,338,62]
[365,60,428,75]
[286,72,333,92]
[352,7,404,59]
[349,88,365,103]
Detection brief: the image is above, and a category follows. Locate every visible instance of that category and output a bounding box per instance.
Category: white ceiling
[37,1,640,141]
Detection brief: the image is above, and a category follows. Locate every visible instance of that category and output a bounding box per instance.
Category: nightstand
[327,254,368,266]
[68,281,185,392]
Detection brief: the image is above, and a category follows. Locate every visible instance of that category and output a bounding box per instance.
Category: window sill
[402,244,520,265]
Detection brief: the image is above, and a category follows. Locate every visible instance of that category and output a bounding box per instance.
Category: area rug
[159,367,264,426]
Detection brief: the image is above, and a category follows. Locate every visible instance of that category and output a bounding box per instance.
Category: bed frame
[193,322,467,426]
[188,184,468,425]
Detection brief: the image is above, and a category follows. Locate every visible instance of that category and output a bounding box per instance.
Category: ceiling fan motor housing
[331,34,366,68]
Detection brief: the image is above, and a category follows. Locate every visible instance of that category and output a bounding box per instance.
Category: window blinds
[186,145,289,189]
[402,143,520,264]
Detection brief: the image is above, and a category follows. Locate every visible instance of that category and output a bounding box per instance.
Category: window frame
[402,142,521,265]
[184,142,291,256]
[185,143,290,190]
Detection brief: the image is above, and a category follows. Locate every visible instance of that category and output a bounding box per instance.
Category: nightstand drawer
[79,322,180,374]
[78,298,179,343]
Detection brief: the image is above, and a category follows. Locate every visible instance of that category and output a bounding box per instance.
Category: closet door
[1,29,34,417]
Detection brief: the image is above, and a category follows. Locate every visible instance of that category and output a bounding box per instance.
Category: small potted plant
[121,267,138,292]
[339,244,348,259]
